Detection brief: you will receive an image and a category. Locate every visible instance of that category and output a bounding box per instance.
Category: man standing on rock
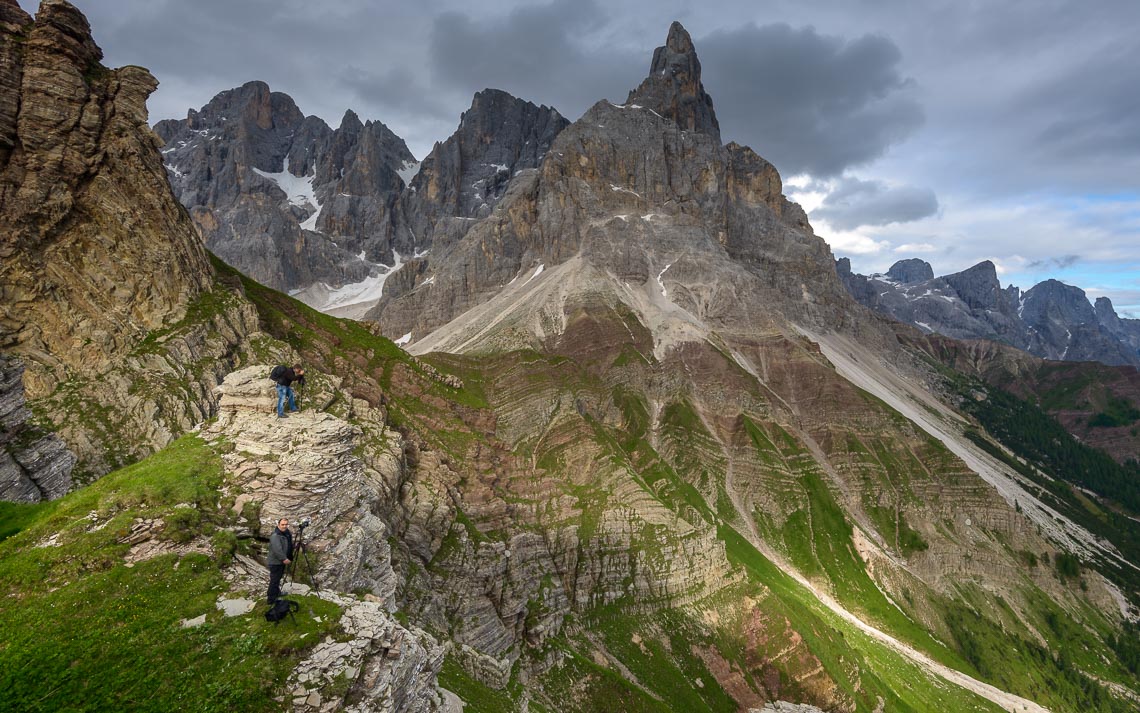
[272,365,305,418]
[267,518,293,603]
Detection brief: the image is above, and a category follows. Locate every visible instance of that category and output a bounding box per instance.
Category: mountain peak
[626,21,721,143]
[886,258,934,284]
[663,20,695,56]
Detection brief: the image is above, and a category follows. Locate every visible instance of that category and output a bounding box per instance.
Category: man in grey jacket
[267,518,293,603]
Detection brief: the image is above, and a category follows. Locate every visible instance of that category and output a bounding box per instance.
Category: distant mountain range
[838,257,1140,366]
[156,83,566,318]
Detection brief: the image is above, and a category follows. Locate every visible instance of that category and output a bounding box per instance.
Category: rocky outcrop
[0,0,260,496]
[1096,296,1140,358]
[155,82,416,292]
[840,258,1140,367]
[393,89,568,256]
[0,0,213,389]
[0,0,30,167]
[0,356,75,501]
[205,365,405,599]
[886,258,933,285]
[286,589,445,713]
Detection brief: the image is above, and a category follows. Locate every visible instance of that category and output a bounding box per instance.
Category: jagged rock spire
[626,21,721,143]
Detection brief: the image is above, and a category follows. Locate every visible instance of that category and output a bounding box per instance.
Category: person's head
[292,364,304,376]
[277,518,289,531]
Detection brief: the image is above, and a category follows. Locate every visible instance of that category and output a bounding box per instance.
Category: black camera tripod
[286,523,320,593]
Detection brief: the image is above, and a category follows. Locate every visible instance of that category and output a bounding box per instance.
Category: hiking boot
[277,413,288,419]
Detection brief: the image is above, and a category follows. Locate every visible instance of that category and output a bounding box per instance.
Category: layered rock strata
[0,0,213,386]
[0,356,75,501]
[286,588,446,713]
[0,0,263,495]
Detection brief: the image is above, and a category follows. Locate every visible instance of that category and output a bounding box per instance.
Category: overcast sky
[19,0,1140,314]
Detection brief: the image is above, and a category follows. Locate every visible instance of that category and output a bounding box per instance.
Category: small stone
[306,691,321,707]
[180,613,207,628]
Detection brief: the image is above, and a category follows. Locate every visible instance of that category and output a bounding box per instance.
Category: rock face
[0,0,213,390]
[886,258,934,285]
[839,258,1140,366]
[286,591,445,713]
[0,356,75,501]
[626,21,721,143]
[157,83,568,319]
[1096,296,1140,356]
[0,0,259,496]
[205,365,404,599]
[394,89,569,255]
[155,82,416,293]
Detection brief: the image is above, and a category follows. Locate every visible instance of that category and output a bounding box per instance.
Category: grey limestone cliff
[155,82,416,292]
[626,20,721,143]
[367,22,846,343]
[393,88,569,256]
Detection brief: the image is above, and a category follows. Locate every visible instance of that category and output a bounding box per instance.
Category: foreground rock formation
[0,0,261,491]
[202,366,446,712]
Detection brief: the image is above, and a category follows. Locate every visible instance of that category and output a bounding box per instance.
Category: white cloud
[893,242,936,253]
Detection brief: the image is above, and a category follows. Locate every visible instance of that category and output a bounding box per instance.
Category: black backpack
[269,365,286,383]
[265,598,299,624]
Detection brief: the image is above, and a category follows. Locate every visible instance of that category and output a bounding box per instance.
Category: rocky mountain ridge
[155,81,416,294]
[158,82,568,321]
[838,257,1140,367]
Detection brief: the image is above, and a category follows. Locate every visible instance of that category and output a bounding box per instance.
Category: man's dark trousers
[268,563,286,603]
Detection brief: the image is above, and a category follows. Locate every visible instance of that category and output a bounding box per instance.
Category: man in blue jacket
[267,518,293,603]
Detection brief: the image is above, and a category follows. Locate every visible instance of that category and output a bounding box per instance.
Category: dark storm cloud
[1027,255,1081,270]
[812,176,939,230]
[339,65,454,121]
[697,24,924,177]
[427,0,643,118]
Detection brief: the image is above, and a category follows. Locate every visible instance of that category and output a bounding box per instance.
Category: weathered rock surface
[155,82,416,292]
[286,589,445,713]
[0,0,260,496]
[204,365,404,599]
[0,0,213,385]
[0,356,75,500]
[626,21,721,143]
[206,364,738,691]
[393,88,569,257]
[839,258,1140,366]
[886,257,934,285]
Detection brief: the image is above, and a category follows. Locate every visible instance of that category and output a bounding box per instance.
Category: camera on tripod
[286,516,319,592]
